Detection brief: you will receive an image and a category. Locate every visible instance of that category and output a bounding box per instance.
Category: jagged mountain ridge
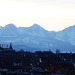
[0,24,75,52]
[0,24,19,36]
[55,25,75,45]
[18,24,51,39]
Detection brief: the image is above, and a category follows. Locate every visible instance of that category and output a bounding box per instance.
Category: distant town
[0,43,75,75]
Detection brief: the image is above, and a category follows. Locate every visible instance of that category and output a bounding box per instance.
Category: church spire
[9,43,13,50]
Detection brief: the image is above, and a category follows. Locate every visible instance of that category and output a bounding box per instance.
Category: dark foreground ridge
[0,44,75,75]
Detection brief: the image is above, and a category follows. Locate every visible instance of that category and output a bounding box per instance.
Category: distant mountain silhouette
[0,24,19,36]
[0,24,75,52]
[55,25,75,45]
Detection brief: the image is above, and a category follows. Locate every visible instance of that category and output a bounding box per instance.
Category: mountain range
[0,23,75,52]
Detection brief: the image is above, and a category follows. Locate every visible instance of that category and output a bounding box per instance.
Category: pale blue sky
[0,0,75,31]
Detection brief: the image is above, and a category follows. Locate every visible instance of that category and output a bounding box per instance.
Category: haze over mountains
[0,24,75,52]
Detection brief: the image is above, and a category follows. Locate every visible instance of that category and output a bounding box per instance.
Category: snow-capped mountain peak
[0,24,75,52]
[5,23,17,29]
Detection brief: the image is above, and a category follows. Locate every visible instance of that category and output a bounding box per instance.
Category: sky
[0,0,75,31]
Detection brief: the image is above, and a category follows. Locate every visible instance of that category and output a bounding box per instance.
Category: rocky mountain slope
[55,25,75,45]
[0,24,75,52]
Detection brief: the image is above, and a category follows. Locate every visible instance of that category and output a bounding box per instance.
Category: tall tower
[9,43,13,50]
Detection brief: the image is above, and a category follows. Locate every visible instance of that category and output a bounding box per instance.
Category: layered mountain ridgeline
[0,24,75,52]
[55,25,75,45]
